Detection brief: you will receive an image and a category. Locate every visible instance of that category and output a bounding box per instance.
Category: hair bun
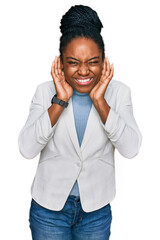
[60,5,103,35]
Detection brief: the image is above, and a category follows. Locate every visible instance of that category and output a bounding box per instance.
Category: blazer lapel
[63,98,100,157]
[63,98,82,158]
[80,104,99,152]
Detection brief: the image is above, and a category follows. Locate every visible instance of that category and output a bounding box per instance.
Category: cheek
[63,67,70,77]
[94,67,103,78]
[63,68,75,82]
[63,64,73,75]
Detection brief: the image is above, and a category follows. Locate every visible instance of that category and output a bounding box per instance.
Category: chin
[74,86,91,93]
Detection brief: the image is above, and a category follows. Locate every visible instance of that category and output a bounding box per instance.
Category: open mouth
[74,77,94,85]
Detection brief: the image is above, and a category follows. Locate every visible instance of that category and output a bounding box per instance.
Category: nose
[78,63,90,76]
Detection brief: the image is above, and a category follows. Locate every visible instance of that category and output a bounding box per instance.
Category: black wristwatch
[51,94,69,108]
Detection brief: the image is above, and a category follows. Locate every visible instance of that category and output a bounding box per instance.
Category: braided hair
[59,5,105,61]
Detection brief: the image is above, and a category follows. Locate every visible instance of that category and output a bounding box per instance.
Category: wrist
[92,97,111,124]
[51,95,69,108]
[92,96,105,106]
[56,95,70,102]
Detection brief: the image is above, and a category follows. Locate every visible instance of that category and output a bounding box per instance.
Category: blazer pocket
[99,152,114,167]
[39,154,61,164]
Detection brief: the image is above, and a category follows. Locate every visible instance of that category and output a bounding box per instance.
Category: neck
[73,89,89,96]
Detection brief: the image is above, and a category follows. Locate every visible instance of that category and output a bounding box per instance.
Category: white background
[0,0,160,239]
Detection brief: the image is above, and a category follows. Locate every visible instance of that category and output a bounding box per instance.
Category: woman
[18,5,142,240]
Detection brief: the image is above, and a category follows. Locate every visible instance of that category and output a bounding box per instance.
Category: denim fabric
[29,195,112,240]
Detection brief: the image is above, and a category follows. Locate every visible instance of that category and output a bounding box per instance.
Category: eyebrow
[66,56,100,62]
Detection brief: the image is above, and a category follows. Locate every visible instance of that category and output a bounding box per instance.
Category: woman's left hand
[89,58,114,102]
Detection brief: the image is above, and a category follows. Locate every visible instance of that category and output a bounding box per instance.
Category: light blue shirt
[69,89,92,196]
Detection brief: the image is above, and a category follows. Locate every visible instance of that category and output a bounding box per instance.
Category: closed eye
[88,61,99,66]
[68,61,79,65]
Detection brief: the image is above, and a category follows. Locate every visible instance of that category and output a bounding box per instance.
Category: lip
[74,77,94,86]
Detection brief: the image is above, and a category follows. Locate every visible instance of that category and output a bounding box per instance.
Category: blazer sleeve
[101,86,142,159]
[18,84,56,159]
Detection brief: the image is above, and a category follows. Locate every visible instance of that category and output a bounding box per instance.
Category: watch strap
[51,94,69,108]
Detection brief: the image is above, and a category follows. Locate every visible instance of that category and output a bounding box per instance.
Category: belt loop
[75,196,80,202]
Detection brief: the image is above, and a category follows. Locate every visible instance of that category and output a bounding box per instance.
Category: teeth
[75,78,92,82]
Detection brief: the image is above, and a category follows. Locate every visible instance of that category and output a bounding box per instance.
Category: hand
[89,58,114,102]
[51,56,73,101]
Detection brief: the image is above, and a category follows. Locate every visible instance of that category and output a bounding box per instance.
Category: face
[62,37,104,93]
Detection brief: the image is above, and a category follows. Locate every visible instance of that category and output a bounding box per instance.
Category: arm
[18,85,58,159]
[90,58,142,159]
[100,86,142,158]
[92,97,110,124]
[18,57,73,159]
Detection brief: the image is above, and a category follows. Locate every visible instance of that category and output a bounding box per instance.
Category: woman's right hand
[51,56,73,101]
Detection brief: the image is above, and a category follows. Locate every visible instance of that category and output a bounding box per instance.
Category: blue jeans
[29,195,112,240]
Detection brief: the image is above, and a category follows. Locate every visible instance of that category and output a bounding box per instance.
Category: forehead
[63,37,101,60]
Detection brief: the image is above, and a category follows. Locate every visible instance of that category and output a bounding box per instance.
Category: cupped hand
[51,56,73,101]
[89,58,114,101]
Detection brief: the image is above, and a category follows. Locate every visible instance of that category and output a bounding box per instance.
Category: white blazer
[18,80,142,212]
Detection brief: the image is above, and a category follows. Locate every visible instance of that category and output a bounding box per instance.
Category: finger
[101,58,107,76]
[56,56,64,78]
[57,56,62,75]
[60,59,64,76]
[107,64,114,82]
[105,58,111,78]
[58,57,64,76]
[111,64,114,77]
[54,56,59,76]
[51,61,57,83]
[51,60,55,77]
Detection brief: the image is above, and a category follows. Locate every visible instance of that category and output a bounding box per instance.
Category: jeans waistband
[68,195,80,202]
